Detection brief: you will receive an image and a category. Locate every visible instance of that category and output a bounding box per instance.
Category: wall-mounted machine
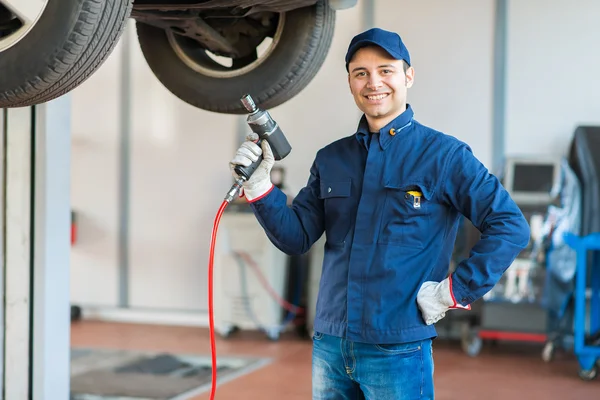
[503,156,562,206]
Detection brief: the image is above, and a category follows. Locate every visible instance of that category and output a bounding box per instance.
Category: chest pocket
[319,179,352,245]
[379,181,433,248]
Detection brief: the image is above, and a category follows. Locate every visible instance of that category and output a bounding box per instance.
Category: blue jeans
[312,332,434,399]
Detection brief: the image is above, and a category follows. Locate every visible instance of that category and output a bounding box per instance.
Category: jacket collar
[355,104,414,150]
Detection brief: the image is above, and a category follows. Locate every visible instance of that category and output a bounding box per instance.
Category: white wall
[505,0,600,157]
[70,0,600,322]
[375,0,496,167]
[70,38,123,307]
[125,25,239,311]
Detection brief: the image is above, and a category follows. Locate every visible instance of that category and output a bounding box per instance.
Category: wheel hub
[167,13,285,79]
[0,0,48,52]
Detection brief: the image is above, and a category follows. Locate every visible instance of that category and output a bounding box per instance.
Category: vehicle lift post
[0,97,71,399]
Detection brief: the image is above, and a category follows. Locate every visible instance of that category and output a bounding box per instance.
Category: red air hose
[208,200,229,400]
[207,196,305,399]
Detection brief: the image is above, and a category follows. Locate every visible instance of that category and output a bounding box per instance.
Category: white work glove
[229,132,274,201]
[417,276,471,325]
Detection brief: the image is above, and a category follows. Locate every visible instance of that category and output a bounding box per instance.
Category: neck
[366,104,407,132]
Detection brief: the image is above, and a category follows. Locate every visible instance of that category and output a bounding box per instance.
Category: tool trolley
[564,232,600,380]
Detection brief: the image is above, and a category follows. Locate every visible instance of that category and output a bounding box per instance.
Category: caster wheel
[265,328,280,341]
[542,342,555,363]
[460,322,482,357]
[217,325,239,339]
[578,365,598,381]
[461,333,483,357]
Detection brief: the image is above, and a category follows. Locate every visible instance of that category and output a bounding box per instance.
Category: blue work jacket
[249,104,530,344]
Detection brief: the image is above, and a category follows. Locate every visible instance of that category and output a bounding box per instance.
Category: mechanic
[229,27,531,399]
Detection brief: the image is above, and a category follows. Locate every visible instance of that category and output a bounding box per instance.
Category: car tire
[135,0,335,114]
[0,0,133,108]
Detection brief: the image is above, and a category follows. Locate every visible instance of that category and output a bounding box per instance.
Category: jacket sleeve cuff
[245,183,274,202]
[448,275,473,309]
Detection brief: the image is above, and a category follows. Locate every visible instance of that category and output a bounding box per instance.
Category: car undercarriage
[0,0,356,112]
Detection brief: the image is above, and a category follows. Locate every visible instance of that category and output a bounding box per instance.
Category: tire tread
[0,0,133,107]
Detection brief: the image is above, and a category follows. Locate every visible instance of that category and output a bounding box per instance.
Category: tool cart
[564,233,600,380]
[556,126,600,379]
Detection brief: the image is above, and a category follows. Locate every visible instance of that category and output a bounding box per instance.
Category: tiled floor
[71,321,599,400]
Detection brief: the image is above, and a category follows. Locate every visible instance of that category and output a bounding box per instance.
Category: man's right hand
[229,133,274,201]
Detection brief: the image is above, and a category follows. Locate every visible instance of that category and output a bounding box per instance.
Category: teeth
[367,94,388,100]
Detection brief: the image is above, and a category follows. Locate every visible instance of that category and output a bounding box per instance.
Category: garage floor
[71,321,599,400]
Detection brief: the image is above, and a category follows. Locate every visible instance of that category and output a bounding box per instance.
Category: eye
[382,69,393,74]
[355,71,366,77]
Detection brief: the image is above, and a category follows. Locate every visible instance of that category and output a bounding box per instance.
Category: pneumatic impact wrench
[225,94,292,202]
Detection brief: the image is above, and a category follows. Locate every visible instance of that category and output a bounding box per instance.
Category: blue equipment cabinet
[564,232,600,380]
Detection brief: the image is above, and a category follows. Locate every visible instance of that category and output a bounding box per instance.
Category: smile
[365,93,389,101]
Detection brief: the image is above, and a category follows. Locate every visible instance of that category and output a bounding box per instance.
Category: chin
[365,107,390,118]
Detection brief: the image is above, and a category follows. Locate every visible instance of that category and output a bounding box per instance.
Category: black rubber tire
[135,1,335,114]
[0,0,133,108]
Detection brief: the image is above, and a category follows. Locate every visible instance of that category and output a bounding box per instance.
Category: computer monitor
[503,156,561,205]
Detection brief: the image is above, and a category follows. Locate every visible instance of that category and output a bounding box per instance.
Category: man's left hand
[417,277,471,325]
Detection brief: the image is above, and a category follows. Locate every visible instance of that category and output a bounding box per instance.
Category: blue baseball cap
[345,28,411,71]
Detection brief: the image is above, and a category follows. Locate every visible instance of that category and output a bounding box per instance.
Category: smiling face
[348,45,414,132]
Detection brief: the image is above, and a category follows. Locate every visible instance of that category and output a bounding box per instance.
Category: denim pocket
[374,341,422,355]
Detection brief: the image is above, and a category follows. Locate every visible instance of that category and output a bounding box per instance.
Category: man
[229,28,530,399]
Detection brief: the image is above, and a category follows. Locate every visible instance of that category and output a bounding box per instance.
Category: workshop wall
[504,0,600,158]
[70,39,123,307]
[375,0,496,168]
[125,25,239,312]
[275,0,497,189]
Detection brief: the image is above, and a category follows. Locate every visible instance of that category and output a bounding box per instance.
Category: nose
[367,75,383,90]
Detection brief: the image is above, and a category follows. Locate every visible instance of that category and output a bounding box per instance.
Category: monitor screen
[512,163,555,194]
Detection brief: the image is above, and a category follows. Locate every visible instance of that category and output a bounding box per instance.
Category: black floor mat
[70,348,270,400]
[115,354,194,375]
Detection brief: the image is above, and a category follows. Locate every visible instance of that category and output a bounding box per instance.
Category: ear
[348,73,353,94]
[405,66,415,88]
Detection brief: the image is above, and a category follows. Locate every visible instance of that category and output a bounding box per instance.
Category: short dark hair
[401,60,409,73]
